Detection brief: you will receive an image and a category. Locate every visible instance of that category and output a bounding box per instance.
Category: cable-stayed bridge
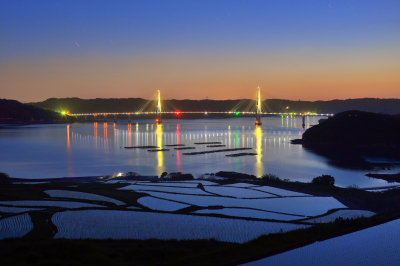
[69,89,334,126]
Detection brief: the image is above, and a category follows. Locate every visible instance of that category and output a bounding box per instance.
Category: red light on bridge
[175,111,181,116]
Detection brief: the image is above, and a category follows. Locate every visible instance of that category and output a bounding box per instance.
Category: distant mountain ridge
[0,99,76,124]
[30,97,400,115]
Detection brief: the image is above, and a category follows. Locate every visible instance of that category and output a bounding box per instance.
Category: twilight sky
[1,0,399,102]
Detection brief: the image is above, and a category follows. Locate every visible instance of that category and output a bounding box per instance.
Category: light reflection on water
[156,124,164,173]
[0,117,397,188]
[254,125,263,178]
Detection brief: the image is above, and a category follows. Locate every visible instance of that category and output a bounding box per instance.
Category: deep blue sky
[1,0,399,101]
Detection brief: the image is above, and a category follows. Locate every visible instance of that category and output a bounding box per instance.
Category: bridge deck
[70,111,333,116]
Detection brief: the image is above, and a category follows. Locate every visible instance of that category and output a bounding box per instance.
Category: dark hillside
[302,110,400,148]
[264,98,400,114]
[0,99,76,124]
[32,98,250,113]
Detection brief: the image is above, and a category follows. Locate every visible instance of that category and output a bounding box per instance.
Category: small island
[299,110,400,149]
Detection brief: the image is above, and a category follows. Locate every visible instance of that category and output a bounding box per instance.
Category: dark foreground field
[1,177,400,265]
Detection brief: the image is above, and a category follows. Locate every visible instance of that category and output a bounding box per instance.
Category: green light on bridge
[235,112,239,116]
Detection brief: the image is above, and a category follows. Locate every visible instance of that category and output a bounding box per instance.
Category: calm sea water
[0,117,397,188]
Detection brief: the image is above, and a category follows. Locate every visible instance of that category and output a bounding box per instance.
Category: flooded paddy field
[1,178,399,265]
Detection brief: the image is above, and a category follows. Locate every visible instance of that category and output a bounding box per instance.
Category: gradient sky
[1,0,399,102]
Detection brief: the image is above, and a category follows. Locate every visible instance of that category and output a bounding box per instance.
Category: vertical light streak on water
[146,124,149,146]
[235,157,240,172]
[104,123,109,154]
[176,124,182,173]
[94,122,98,152]
[236,126,239,148]
[254,125,263,178]
[135,123,139,146]
[156,124,164,175]
[128,124,132,147]
[228,125,231,148]
[113,125,117,151]
[66,125,74,175]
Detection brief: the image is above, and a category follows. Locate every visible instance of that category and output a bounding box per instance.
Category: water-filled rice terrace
[0,179,376,243]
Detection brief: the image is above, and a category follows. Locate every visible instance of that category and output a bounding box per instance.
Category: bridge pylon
[255,87,262,125]
[156,90,162,124]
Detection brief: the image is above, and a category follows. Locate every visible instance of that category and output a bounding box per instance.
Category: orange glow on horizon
[1,47,399,102]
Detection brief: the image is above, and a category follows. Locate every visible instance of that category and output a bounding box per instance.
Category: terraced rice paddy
[132,191,347,217]
[0,213,33,240]
[178,180,219,185]
[303,209,376,223]
[194,208,305,221]
[52,210,309,243]
[135,182,201,188]
[105,180,137,184]
[252,186,312,197]
[138,196,190,211]
[126,206,142,209]
[44,190,126,206]
[203,186,275,198]
[225,183,258,188]
[0,180,378,247]
[0,206,44,213]
[0,200,106,209]
[241,217,400,265]
[119,184,212,195]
